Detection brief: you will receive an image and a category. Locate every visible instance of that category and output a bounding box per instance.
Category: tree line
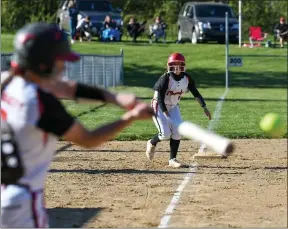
[1,0,287,37]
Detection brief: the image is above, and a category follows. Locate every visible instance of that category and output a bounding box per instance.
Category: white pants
[151,99,182,140]
[1,184,48,228]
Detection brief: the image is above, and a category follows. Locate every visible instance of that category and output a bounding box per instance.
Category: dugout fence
[0,50,124,88]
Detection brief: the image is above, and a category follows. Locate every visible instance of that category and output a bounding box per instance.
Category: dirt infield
[45,139,287,228]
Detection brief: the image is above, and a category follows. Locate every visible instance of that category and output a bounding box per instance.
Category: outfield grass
[1,34,287,139]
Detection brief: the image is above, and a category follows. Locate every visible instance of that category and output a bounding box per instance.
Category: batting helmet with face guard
[167,53,186,73]
[11,22,80,78]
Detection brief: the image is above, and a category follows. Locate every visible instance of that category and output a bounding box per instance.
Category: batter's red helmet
[167,53,186,73]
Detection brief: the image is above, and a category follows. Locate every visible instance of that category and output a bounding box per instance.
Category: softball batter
[1,22,153,228]
[146,52,211,168]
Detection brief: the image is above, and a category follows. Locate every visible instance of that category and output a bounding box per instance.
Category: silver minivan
[177,2,239,44]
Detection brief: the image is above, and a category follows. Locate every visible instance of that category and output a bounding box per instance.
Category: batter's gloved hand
[203,106,211,120]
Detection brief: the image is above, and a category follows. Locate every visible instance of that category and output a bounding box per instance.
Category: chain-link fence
[1,51,124,88]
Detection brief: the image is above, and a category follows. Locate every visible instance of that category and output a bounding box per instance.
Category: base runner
[145,52,211,168]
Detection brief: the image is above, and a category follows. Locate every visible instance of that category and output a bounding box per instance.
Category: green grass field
[2,34,287,140]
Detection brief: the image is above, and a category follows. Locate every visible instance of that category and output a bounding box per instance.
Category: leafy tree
[1,0,287,39]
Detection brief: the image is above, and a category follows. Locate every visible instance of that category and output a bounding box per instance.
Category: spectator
[101,15,121,41]
[68,0,79,44]
[103,15,116,29]
[76,16,92,42]
[126,17,146,42]
[275,17,288,48]
[148,16,167,43]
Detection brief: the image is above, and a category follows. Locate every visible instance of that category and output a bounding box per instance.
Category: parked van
[177,2,239,44]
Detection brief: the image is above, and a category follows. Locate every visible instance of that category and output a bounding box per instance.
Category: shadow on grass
[136,97,287,102]
[124,65,287,89]
[47,207,104,228]
[57,103,108,148]
[236,54,287,58]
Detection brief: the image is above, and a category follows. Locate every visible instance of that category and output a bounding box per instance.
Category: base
[192,151,227,160]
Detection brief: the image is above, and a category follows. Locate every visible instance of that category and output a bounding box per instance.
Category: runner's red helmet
[167,53,186,73]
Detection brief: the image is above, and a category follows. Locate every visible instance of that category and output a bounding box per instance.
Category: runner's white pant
[1,184,48,228]
[152,100,182,140]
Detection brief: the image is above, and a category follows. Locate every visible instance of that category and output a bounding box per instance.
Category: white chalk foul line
[158,164,197,228]
[158,88,229,228]
[199,88,229,153]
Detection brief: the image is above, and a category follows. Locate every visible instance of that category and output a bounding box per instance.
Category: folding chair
[249,26,268,47]
[149,24,166,44]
